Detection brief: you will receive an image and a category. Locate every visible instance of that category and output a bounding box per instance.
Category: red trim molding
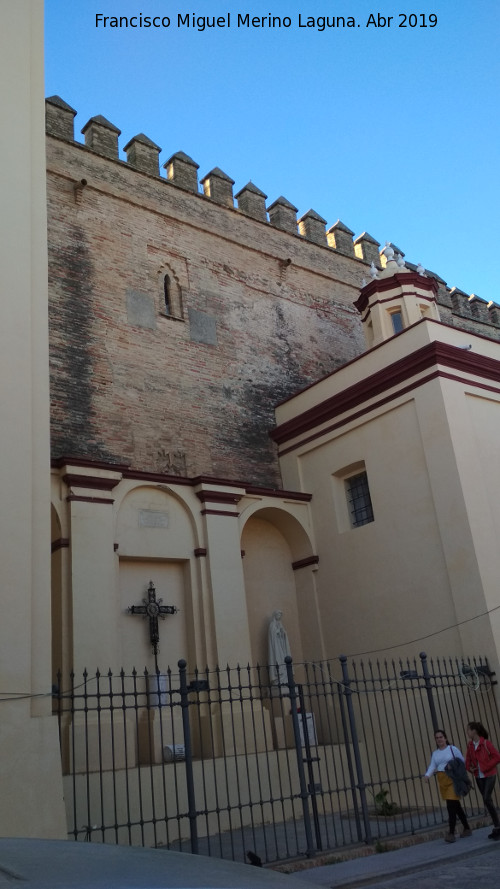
[292,555,319,571]
[360,292,435,324]
[355,272,438,314]
[122,468,193,487]
[196,490,243,505]
[277,371,440,457]
[51,538,69,553]
[53,458,309,503]
[66,495,114,505]
[201,509,240,517]
[272,341,500,447]
[245,485,312,502]
[63,473,121,491]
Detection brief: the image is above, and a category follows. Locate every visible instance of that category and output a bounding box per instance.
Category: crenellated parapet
[267,196,298,233]
[163,151,199,192]
[45,95,500,330]
[235,182,268,222]
[81,115,121,160]
[298,209,327,246]
[326,221,355,257]
[124,133,162,176]
[45,95,77,141]
[354,232,381,268]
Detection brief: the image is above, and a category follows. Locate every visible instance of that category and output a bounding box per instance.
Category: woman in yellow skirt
[423,728,472,842]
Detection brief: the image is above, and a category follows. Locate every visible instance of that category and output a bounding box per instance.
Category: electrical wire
[1,603,498,702]
[340,602,500,659]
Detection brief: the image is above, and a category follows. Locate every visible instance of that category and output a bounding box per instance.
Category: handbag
[445,746,472,797]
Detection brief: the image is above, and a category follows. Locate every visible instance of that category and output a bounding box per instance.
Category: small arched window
[158,265,183,319]
[163,274,171,315]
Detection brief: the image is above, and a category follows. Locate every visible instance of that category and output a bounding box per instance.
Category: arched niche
[116,484,196,559]
[115,485,198,672]
[240,507,320,671]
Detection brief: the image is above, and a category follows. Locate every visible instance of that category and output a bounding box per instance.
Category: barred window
[345,472,374,528]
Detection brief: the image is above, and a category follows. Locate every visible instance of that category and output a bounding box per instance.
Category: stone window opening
[164,274,171,315]
[333,462,375,532]
[158,266,183,320]
[345,471,374,528]
[389,308,404,334]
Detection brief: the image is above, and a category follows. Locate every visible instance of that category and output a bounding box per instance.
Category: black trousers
[446,799,469,833]
[476,776,500,827]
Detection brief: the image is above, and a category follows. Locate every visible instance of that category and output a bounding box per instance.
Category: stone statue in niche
[268,610,291,686]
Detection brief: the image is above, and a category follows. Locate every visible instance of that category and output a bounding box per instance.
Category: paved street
[365,844,500,889]
[294,825,500,889]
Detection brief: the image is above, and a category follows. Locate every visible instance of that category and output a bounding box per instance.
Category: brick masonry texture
[46,135,500,488]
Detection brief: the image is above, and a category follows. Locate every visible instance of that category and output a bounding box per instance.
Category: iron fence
[55,652,500,864]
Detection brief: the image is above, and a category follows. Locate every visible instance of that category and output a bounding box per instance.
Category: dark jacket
[445,756,472,796]
[466,738,500,778]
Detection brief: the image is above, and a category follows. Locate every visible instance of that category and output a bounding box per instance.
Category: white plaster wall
[0,0,66,836]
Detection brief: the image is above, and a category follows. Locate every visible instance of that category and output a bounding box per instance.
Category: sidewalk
[289,825,499,887]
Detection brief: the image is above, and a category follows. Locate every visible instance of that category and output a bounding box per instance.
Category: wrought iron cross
[128,581,177,667]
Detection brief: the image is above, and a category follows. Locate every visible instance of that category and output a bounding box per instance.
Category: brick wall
[46,134,500,488]
[47,138,366,486]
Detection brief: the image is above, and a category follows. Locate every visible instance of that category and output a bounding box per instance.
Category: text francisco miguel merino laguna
[95,12,425,31]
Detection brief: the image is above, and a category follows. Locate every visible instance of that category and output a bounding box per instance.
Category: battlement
[45,96,500,330]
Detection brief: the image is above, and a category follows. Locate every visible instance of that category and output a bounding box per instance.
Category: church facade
[1,4,500,838]
[46,97,500,686]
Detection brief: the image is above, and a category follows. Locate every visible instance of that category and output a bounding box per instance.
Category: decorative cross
[128,581,177,665]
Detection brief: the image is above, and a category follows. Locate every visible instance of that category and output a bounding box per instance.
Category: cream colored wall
[275,318,499,433]
[0,0,66,836]
[116,484,198,671]
[51,473,319,772]
[292,392,465,661]
[63,741,357,846]
[51,472,316,677]
[119,560,189,671]
[241,506,324,672]
[364,280,440,347]
[241,516,302,667]
[436,385,500,658]
[277,323,500,666]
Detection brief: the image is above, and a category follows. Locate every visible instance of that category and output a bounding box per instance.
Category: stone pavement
[362,847,500,889]
[290,825,500,888]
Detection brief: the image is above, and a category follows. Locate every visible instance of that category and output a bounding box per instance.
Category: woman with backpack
[465,721,500,839]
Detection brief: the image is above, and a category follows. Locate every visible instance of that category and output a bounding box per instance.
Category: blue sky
[45,1,499,301]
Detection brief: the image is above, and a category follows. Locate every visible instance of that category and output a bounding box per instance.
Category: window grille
[346,472,374,527]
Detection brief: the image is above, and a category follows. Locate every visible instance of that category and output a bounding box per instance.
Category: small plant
[374,840,390,854]
[372,787,399,816]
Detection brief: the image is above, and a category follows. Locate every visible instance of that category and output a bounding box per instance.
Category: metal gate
[56,652,500,863]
